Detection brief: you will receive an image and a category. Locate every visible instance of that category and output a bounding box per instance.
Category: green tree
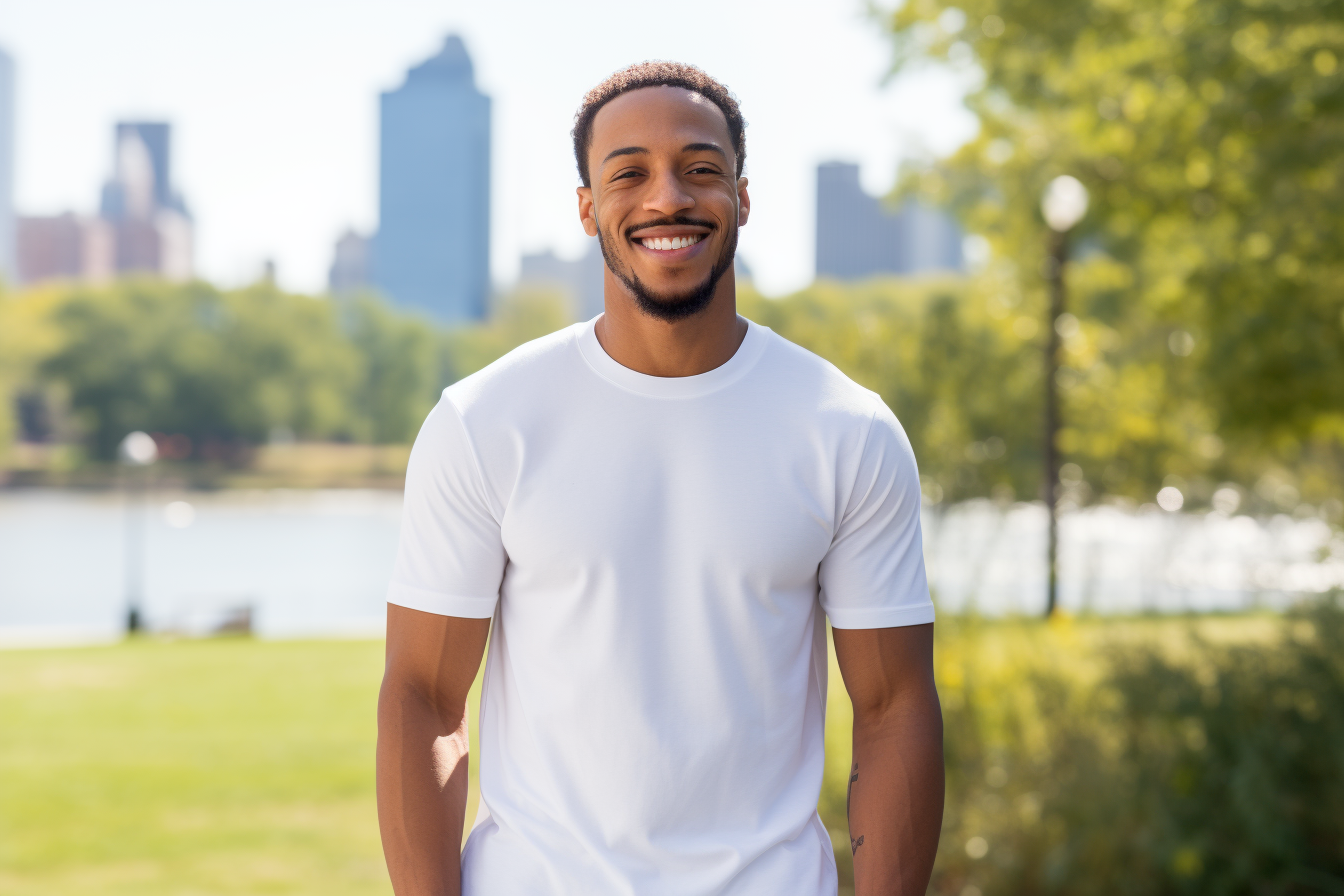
[881,0,1344,506]
[39,279,363,460]
[340,293,444,443]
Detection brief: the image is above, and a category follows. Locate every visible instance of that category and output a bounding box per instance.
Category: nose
[642,167,695,216]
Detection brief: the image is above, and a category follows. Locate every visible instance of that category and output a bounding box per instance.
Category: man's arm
[377,603,491,896]
[833,623,944,896]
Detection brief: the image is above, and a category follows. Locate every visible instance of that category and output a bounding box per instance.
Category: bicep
[833,624,936,720]
[383,604,490,713]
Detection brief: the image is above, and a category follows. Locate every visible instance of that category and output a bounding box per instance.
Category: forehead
[590,86,732,164]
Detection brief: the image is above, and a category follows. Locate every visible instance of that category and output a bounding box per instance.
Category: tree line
[0,269,1337,517]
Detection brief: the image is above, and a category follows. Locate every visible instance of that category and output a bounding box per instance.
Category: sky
[2,0,978,297]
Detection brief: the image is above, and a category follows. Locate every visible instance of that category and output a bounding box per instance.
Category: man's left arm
[833,622,944,896]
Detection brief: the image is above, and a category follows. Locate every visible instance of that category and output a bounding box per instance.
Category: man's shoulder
[757,326,890,425]
[441,321,588,419]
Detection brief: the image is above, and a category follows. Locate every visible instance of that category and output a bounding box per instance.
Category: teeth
[641,234,702,250]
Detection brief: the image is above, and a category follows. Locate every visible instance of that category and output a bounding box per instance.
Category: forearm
[847,694,944,896]
[377,682,471,896]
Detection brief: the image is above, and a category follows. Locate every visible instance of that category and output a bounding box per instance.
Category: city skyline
[0,0,977,297]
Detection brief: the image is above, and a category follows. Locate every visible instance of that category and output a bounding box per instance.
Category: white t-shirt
[388,316,933,896]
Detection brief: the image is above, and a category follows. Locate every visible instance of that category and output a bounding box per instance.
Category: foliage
[930,601,1344,895]
[0,280,571,464]
[816,600,1344,894]
[738,276,1330,511]
[876,0,1344,508]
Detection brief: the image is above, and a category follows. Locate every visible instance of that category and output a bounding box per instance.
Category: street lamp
[1040,176,1088,618]
[119,431,158,634]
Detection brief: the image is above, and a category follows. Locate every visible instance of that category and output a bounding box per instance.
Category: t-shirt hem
[825,602,935,629]
[387,582,498,619]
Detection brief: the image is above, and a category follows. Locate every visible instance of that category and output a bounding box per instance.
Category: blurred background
[1,1,1341,894]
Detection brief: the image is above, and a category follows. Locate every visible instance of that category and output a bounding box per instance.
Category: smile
[638,234,704,251]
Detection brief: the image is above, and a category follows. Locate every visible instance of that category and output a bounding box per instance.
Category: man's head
[574,63,749,322]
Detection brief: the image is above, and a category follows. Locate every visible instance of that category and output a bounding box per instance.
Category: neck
[594,268,747,377]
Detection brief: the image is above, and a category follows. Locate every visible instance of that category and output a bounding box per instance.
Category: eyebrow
[600,142,729,166]
[602,146,648,164]
[682,142,728,160]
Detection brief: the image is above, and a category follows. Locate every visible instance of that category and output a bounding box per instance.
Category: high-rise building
[17,121,194,286]
[329,229,372,295]
[0,46,15,285]
[815,161,962,281]
[518,243,605,321]
[99,121,193,280]
[374,36,491,322]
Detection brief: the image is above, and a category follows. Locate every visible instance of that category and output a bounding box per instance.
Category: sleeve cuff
[825,601,935,630]
[387,581,498,619]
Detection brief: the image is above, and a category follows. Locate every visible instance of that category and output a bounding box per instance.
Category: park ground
[0,613,1286,896]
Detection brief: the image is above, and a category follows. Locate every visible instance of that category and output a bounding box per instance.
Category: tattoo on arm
[847,763,864,854]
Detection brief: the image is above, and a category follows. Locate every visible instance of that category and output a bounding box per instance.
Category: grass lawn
[0,615,1278,894]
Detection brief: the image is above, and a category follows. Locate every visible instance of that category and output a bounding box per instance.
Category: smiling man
[377,62,944,896]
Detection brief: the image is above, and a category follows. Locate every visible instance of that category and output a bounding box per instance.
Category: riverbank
[1,442,412,490]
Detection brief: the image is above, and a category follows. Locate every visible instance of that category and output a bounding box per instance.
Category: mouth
[636,233,705,252]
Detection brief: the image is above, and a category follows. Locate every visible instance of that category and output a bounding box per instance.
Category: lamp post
[1040,176,1089,618]
[119,431,158,634]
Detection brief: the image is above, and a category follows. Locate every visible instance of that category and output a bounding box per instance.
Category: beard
[597,215,738,322]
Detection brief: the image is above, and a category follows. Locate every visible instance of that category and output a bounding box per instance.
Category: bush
[917,600,1344,895]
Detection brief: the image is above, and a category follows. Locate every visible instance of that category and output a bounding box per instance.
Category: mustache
[624,216,718,240]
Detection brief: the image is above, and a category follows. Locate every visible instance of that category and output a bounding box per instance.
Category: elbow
[851,677,943,741]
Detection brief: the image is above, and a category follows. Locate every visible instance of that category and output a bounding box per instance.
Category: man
[377,62,944,896]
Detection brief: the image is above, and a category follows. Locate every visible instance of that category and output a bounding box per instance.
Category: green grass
[0,638,395,895]
[0,615,1292,895]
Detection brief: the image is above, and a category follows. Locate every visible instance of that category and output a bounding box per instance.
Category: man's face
[578,86,750,321]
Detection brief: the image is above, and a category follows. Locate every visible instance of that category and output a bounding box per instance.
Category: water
[1,490,1340,646]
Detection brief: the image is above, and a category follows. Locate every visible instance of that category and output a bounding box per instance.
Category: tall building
[16,121,193,286]
[99,121,193,279]
[374,36,491,322]
[329,229,372,295]
[815,162,962,281]
[518,243,605,321]
[0,46,15,285]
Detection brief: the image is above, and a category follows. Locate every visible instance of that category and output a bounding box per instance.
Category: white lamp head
[119,431,159,466]
[1041,175,1089,232]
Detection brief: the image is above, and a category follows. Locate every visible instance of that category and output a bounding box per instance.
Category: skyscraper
[0,46,15,285]
[98,121,193,279]
[815,161,963,281]
[374,35,491,322]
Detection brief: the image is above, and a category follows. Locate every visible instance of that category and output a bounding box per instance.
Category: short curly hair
[572,61,746,188]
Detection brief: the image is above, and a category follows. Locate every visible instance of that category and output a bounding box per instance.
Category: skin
[834,623,945,896]
[376,86,944,896]
[577,86,750,377]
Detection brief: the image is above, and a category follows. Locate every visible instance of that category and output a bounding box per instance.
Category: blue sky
[2,0,977,296]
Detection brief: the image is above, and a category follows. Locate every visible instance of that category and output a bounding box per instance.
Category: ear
[577,186,598,237]
[736,177,751,228]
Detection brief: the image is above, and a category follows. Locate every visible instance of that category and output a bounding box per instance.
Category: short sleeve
[387,398,506,618]
[818,403,934,629]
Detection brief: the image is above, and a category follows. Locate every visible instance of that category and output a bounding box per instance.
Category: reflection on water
[0,489,402,646]
[926,499,1344,616]
[1,490,1340,646]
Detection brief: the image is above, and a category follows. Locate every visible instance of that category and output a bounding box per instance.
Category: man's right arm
[377,603,490,896]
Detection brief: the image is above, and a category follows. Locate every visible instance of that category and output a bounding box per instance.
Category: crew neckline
[577,315,770,399]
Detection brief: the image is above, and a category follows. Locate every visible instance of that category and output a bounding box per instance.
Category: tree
[881,0,1344,505]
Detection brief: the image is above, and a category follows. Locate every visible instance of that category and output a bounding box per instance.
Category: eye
[611,168,643,181]
[687,166,720,175]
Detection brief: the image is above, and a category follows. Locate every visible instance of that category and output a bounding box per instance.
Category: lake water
[2,489,1340,646]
